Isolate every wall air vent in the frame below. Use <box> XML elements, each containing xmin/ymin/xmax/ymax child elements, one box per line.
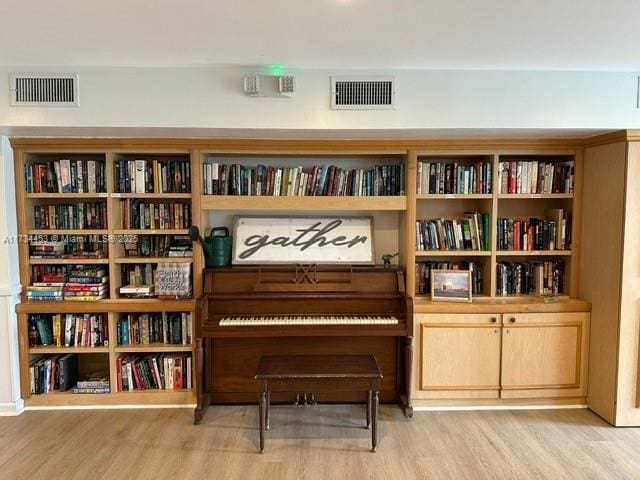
<box><xmin>10</xmin><ymin>73</ymin><xmax>79</xmax><ymax>106</ymax></box>
<box><xmin>330</xmin><ymin>76</ymin><xmax>395</xmax><ymax>110</ymax></box>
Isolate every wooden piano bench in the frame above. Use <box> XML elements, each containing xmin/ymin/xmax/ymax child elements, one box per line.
<box><xmin>254</xmin><ymin>354</ymin><xmax>383</xmax><ymax>453</ymax></box>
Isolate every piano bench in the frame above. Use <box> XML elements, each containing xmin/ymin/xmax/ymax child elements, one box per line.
<box><xmin>254</xmin><ymin>354</ymin><xmax>383</xmax><ymax>453</ymax></box>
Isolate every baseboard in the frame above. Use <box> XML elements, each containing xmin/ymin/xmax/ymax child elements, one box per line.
<box><xmin>23</xmin><ymin>403</ymin><xmax>196</xmax><ymax>412</ymax></box>
<box><xmin>0</xmin><ymin>399</ymin><xmax>25</xmax><ymax>416</ymax></box>
<box><xmin>413</xmin><ymin>404</ymin><xmax>588</xmax><ymax>412</ymax></box>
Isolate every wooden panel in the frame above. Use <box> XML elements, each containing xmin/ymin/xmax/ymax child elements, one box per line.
<box><xmin>209</xmin><ymin>336</ymin><xmax>397</xmax><ymax>403</ymax></box>
<box><xmin>414</xmin><ymin>298</ymin><xmax>590</xmax><ymax>314</ymax></box>
<box><xmin>415</xmin><ymin>314</ymin><xmax>501</xmax><ymax>399</ymax></box>
<box><xmin>201</xmin><ymin>195</ymin><xmax>407</xmax><ymax>211</ymax></box>
<box><xmin>616</xmin><ymin>140</ymin><xmax>640</xmax><ymax>425</ymax></box>
<box><xmin>501</xmin><ymin>313</ymin><xmax>587</xmax><ymax>394</ymax></box>
<box><xmin>580</xmin><ymin>141</ymin><xmax>626</xmax><ymax>423</ymax></box>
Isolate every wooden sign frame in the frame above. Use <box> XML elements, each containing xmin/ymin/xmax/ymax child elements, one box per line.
<box><xmin>232</xmin><ymin>215</ymin><xmax>375</xmax><ymax>265</ymax></box>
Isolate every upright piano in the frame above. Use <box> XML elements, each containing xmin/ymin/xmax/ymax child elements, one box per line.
<box><xmin>194</xmin><ymin>264</ymin><xmax>413</xmax><ymax>423</ymax></box>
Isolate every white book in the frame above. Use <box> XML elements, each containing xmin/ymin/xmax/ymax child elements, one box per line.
<box><xmin>77</xmin><ymin>161</ymin><xmax>84</xmax><ymax>193</ymax></box>
<box><xmin>87</xmin><ymin>161</ymin><xmax>96</xmax><ymax>192</ymax></box>
<box><xmin>530</xmin><ymin>160</ymin><xmax>538</xmax><ymax>193</ymax></box>
<box><xmin>54</xmin><ymin>161</ymin><xmax>63</xmax><ymax>193</ymax></box>
<box><xmin>134</xmin><ymin>159</ymin><xmax>146</xmax><ymax>193</ymax></box>
<box><xmin>522</xmin><ymin>162</ymin><xmax>529</xmax><ymax>194</ymax></box>
<box><xmin>186</xmin><ymin>357</ymin><xmax>192</xmax><ymax>390</ymax></box>
<box><xmin>60</xmin><ymin>159</ymin><xmax>72</xmax><ymax>192</ymax></box>
<box><xmin>417</xmin><ymin>162</ymin><xmax>423</xmax><ymax>195</ymax></box>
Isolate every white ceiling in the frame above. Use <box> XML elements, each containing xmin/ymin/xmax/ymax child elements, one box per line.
<box><xmin>1</xmin><ymin>0</ymin><xmax>639</xmax><ymax>70</ymax></box>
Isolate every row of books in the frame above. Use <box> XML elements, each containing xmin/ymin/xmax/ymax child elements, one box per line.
<box><xmin>29</xmin><ymin>354</ymin><xmax>78</xmax><ymax>394</ymax></box>
<box><xmin>27</xmin><ymin>268</ymin><xmax>109</xmax><ymax>301</ymax></box>
<box><xmin>120</xmin><ymin>200</ymin><xmax>191</xmax><ymax>230</ymax></box>
<box><xmin>416</xmin><ymin>212</ymin><xmax>490</xmax><ymax>251</ymax></box>
<box><xmin>116</xmin><ymin>312</ymin><xmax>192</xmax><ymax>346</ymax></box>
<box><xmin>496</xmin><ymin>261</ymin><xmax>565</xmax><ymax>296</ymax></box>
<box><xmin>202</xmin><ymin>163</ymin><xmax>406</xmax><ymax>196</ymax></box>
<box><xmin>497</xmin><ymin>210</ymin><xmax>571</xmax><ymax>251</ymax></box>
<box><xmin>116</xmin><ymin>353</ymin><xmax>192</xmax><ymax>391</ymax></box>
<box><xmin>115</xmin><ymin>159</ymin><xmax>191</xmax><ymax>194</ymax></box>
<box><xmin>28</xmin><ymin>313</ymin><xmax>108</xmax><ymax>347</ymax></box>
<box><xmin>33</xmin><ymin>203</ymin><xmax>107</xmax><ymax>230</ymax></box>
<box><xmin>73</xmin><ymin>372</ymin><xmax>110</xmax><ymax>394</ymax></box>
<box><xmin>498</xmin><ymin>160</ymin><xmax>574</xmax><ymax>194</ymax></box>
<box><xmin>123</xmin><ymin>234</ymin><xmax>192</xmax><ymax>258</ymax></box>
<box><xmin>30</xmin><ymin>238</ymin><xmax>106</xmax><ymax>260</ymax></box>
<box><xmin>24</xmin><ymin>159</ymin><xmax>106</xmax><ymax>194</ymax></box>
<box><xmin>120</xmin><ymin>263</ymin><xmax>192</xmax><ymax>299</ymax></box>
<box><xmin>416</xmin><ymin>161</ymin><xmax>492</xmax><ymax>195</ymax></box>
<box><xmin>415</xmin><ymin>261</ymin><xmax>484</xmax><ymax>295</ymax></box>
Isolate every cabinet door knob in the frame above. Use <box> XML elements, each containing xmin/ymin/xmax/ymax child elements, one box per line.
<box><xmin>490</xmin><ymin>317</ymin><xmax>497</xmax><ymax>323</ymax></box>
<box><xmin>509</xmin><ymin>317</ymin><xmax>516</xmax><ymax>323</ymax></box>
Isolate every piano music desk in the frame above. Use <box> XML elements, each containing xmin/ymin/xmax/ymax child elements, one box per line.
<box><xmin>255</xmin><ymin>354</ymin><xmax>383</xmax><ymax>453</ymax></box>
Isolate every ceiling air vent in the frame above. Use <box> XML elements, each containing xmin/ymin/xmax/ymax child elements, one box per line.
<box><xmin>10</xmin><ymin>73</ymin><xmax>79</xmax><ymax>106</ymax></box>
<box><xmin>330</xmin><ymin>76</ymin><xmax>395</xmax><ymax>110</ymax></box>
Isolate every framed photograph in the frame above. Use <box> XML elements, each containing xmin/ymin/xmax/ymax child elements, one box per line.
<box><xmin>232</xmin><ymin>216</ymin><xmax>375</xmax><ymax>265</ymax></box>
<box><xmin>431</xmin><ymin>269</ymin><xmax>472</xmax><ymax>303</ymax></box>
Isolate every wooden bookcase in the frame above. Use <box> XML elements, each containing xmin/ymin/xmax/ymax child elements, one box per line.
<box><xmin>13</xmin><ymin>145</ymin><xmax>202</xmax><ymax>408</ymax></box>
<box><xmin>10</xmin><ymin>137</ymin><xmax>594</xmax><ymax>410</ymax></box>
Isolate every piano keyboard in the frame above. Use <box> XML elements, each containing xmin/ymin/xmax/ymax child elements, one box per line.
<box><xmin>219</xmin><ymin>315</ymin><xmax>399</xmax><ymax>326</ymax></box>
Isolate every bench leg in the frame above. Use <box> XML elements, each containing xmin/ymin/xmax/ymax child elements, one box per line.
<box><xmin>259</xmin><ymin>390</ymin><xmax>266</xmax><ymax>453</ymax></box>
<box><xmin>266</xmin><ymin>390</ymin><xmax>271</xmax><ymax>431</ymax></box>
<box><xmin>371</xmin><ymin>390</ymin><xmax>379</xmax><ymax>453</ymax></box>
<box><xmin>366</xmin><ymin>390</ymin><xmax>372</xmax><ymax>429</ymax></box>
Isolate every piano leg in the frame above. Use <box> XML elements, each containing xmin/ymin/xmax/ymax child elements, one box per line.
<box><xmin>366</xmin><ymin>390</ymin><xmax>372</xmax><ymax>429</ymax></box>
<box><xmin>194</xmin><ymin>338</ymin><xmax>210</xmax><ymax>425</ymax></box>
<box><xmin>259</xmin><ymin>389</ymin><xmax>267</xmax><ymax>453</ymax></box>
<box><xmin>399</xmin><ymin>336</ymin><xmax>414</xmax><ymax>419</ymax></box>
<box><xmin>371</xmin><ymin>390</ymin><xmax>379</xmax><ymax>453</ymax></box>
<box><xmin>266</xmin><ymin>390</ymin><xmax>271</xmax><ymax>431</ymax></box>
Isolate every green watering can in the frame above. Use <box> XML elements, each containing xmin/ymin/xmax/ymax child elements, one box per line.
<box><xmin>203</xmin><ymin>227</ymin><xmax>232</xmax><ymax>268</ymax></box>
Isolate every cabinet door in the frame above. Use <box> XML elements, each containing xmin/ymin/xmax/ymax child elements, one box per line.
<box><xmin>501</xmin><ymin>312</ymin><xmax>589</xmax><ymax>398</ymax></box>
<box><xmin>419</xmin><ymin>314</ymin><xmax>501</xmax><ymax>398</ymax></box>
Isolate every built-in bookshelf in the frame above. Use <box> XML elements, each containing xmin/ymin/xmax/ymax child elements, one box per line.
<box><xmin>11</xmin><ymin>138</ymin><xmax>587</xmax><ymax>410</ymax></box>
<box><xmin>14</xmin><ymin>148</ymin><xmax>201</xmax><ymax>407</ymax></box>
<box><xmin>409</xmin><ymin>152</ymin><xmax>581</xmax><ymax>303</ymax></box>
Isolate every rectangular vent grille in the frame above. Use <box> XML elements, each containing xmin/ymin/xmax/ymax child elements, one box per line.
<box><xmin>331</xmin><ymin>76</ymin><xmax>395</xmax><ymax>110</ymax></box>
<box><xmin>10</xmin><ymin>73</ymin><xmax>79</xmax><ymax>106</ymax></box>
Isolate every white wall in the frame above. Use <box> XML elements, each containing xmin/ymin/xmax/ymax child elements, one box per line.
<box><xmin>1</xmin><ymin>67</ymin><xmax>639</xmax><ymax>132</ymax></box>
<box><xmin>0</xmin><ymin>136</ymin><xmax>22</xmax><ymax>415</ymax></box>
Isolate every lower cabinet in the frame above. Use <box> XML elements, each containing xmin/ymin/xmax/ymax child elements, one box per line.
<box><xmin>414</xmin><ymin>312</ymin><xmax>590</xmax><ymax>401</ymax></box>
<box><xmin>418</xmin><ymin>314</ymin><xmax>501</xmax><ymax>399</ymax></box>
<box><xmin>500</xmin><ymin>312</ymin><xmax>589</xmax><ymax>399</ymax></box>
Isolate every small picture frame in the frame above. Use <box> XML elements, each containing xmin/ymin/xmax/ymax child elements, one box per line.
<box><xmin>431</xmin><ymin>269</ymin><xmax>472</xmax><ymax>303</ymax></box>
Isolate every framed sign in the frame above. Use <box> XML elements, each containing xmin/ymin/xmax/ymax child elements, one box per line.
<box><xmin>431</xmin><ymin>269</ymin><xmax>472</xmax><ymax>303</ymax></box>
<box><xmin>232</xmin><ymin>216</ymin><xmax>374</xmax><ymax>265</ymax></box>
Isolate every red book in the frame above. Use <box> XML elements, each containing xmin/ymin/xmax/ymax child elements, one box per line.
<box><xmin>116</xmin><ymin>356</ymin><xmax>123</xmax><ymax>392</ymax></box>
<box><xmin>133</xmin><ymin>361</ymin><xmax>145</xmax><ymax>390</ymax></box>
<box><xmin>509</xmin><ymin>161</ymin><xmax>517</xmax><ymax>193</ymax></box>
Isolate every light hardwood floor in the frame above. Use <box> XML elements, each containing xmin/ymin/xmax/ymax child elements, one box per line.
<box><xmin>1</xmin><ymin>406</ymin><xmax>639</xmax><ymax>480</ymax></box>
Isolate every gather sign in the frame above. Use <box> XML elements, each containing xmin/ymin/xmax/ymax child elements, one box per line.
<box><xmin>232</xmin><ymin>216</ymin><xmax>374</xmax><ymax>265</ymax></box>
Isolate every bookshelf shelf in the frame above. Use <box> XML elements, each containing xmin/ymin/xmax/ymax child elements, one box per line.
<box><xmin>29</xmin><ymin>258</ymin><xmax>109</xmax><ymax>265</ymax></box>
<box><xmin>115</xmin><ymin>344</ymin><xmax>193</xmax><ymax>353</ymax></box>
<box><xmin>111</xmin><ymin>193</ymin><xmax>192</xmax><ymax>199</ymax></box>
<box><xmin>112</xmin><ymin>229</ymin><xmax>189</xmax><ymax>235</ymax></box>
<box><xmin>416</xmin><ymin>194</ymin><xmax>492</xmax><ymax>200</ymax></box>
<box><xmin>201</xmin><ymin>195</ymin><xmax>407</xmax><ymax>211</ymax></box>
<box><xmin>17</xmin><ymin>299</ymin><xmax>196</xmax><ymax>314</ymax></box>
<box><xmin>498</xmin><ymin>193</ymin><xmax>574</xmax><ymax>199</ymax></box>
<box><xmin>26</xmin><ymin>193</ymin><xmax>109</xmax><ymax>199</ymax></box>
<box><xmin>24</xmin><ymin>389</ymin><xmax>195</xmax><ymax>407</ymax></box>
<box><xmin>114</xmin><ymin>257</ymin><xmax>193</xmax><ymax>264</ymax></box>
<box><xmin>496</xmin><ymin>250</ymin><xmax>572</xmax><ymax>257</ymax></box>
<box><xmin>415</xmin><ymin>250</ymin><xmax>491</xmax><ymax>257</ymax></box>
<box><xmin>29</xmin><ymin>346</ymin><xmax>109</xmax><ymax>354</ymax></box>
<box><xmin>28</xmin><ymin>229</ymin><xmax>108</xmax><ymax>235</ymax></box>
